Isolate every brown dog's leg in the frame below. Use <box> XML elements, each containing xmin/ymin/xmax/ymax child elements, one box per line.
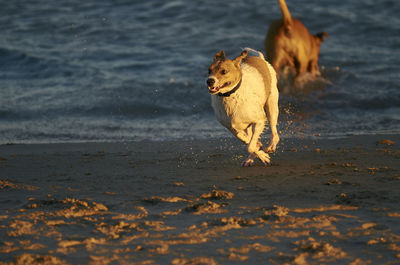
<box><xmin>293</xmin><ymin>55</ymin><xmax>308</xmax><ymax>84</ymax></box>
<box><xmin>309</xmin><ymin>60</ymin><xmax>321</xmax><ymax>78</ymax></box>
<box><xmin>271</xmin><ymin>52</ymin><xmax>286</xmax><ymax>80</ymax></box>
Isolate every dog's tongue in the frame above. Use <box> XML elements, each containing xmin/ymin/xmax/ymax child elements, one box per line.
<box><xmin>209</xmin><ymin>86</ymin><xmax>219</xmax><ymax>93</ymax></box>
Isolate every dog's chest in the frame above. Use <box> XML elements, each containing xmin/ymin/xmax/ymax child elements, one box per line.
<box><xmin>211</xmin><ymin>97</ymin><xmax>241</xmax><ymax>129</ymax></box>
<box><xmin>211</xmin><ymin>84</ymin><xmax>266</xmax><ymax>130</ymax></box>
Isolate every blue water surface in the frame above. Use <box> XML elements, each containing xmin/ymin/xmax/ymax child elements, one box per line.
<box><xmin>0</xmin><ymin>0</ymin><xmax>399</xmax><ymax>143</ymax></box>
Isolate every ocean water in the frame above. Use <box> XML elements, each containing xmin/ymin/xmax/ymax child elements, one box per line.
<box><xmin>1</xmin><ymin>0</ymin><xmax>399</xmax><ymax>144</ymax></box>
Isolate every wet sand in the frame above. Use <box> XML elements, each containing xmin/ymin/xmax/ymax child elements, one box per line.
<box><xmin>0</xmin><ymin>135</ymin><xmax>399</xmax><ymax>264</ymax></box>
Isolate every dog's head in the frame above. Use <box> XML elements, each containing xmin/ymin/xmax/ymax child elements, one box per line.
<box><xmin>206</xmin><ymin>50</ymin><xmax>248</xmax><ymax>95</ymax></box>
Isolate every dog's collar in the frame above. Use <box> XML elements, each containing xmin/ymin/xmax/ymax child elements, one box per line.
<box><xmin>218</xmin><ymin>78</ymin><xmax>242</xmax><ymax>97</ymax></box>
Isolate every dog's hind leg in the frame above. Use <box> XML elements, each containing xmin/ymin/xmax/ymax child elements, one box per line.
<box><xmin>293</xmin><ymin>55</ymin><xmax>308</xmax><ymax>84</ymax></box>
<box><xmin>265</xmin><ymin>96</ymin><xmax>280</xmax><ymax>153</ymax></box>
<box><xmin>308</xmin><ymin>59</ymin><xmax>321</xmax><ymax>78</ymax></box>
<box><xmin>271</xmin><ymin>52</ymin><xmax>286</xmax><ymax>80</ymax></box>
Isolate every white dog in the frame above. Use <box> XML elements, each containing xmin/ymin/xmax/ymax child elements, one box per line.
<box><xmin>206</xmin><ymin>48</ymin><xmax>280</xmax><ymax>166</ymax></box>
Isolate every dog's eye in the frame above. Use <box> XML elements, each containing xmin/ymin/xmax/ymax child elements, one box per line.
<box><xmin>208</xmin><ymin>69</ymin><xmax>212</xmax><ymax>75</ymax></box>
<box><xmin>221</xmin><ymin>69</ymin><xmax>227</xmax><ymax>75</ymax></box>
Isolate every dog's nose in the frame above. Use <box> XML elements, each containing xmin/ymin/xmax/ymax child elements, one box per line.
<box><xmin>207</xmin><ymin>78</ymin><xmax>215</xmax><ymax>87</ymax></box>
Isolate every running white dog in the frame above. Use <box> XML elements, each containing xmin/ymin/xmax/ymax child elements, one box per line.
<box><xmin>206</xmin><ymin>48</ymin><xmax>280</xmax><ymax>166</ymax></box>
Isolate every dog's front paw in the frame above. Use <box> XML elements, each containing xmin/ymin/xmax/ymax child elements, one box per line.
<box><xmin>242</xmin><ymin>158</ymin><xmax>255</xmax><ymax>167</ymax></box>
<box><xmin>242</xmin><ymin>151</ymin><xmax>270</xmax><ymax>166</ymax></box>
<box><xmin>255</xmin><ymin>150</ymin><xmax>271</xmax><ymax>166</ymax></box>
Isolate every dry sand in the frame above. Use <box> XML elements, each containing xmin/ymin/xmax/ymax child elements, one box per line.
<box><xmin>0</xmin><ymin>135</ymin><xmax>399</xmax><ymax>264</ymax></box>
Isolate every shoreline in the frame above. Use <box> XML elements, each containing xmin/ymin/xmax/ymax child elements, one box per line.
<box><xmin>2</xmin><ymin>130</ymin><xmax>400</xmax><ymax>146</ymax></box>
<box><xmin>0</xmin><ymin>134</ymin><xmax>399</xmax><ymax>264</ymax></box>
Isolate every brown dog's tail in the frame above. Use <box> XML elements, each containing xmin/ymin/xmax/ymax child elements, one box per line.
<box><xmin>278</xmin><ymin>0</ymin><xmax>292</xmax><ymax>26</ymax></box>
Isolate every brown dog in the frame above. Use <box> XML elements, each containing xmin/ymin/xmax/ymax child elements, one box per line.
<box><xmin>265</xmin><ymin>0</ymin><xmax>328</xmax><ymax>84</ymax></box>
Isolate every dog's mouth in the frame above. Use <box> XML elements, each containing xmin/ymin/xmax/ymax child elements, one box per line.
<box><xmin>208</xmin><ymin>82</ymin><xmax>231</xmax><ymax>94</ymax></box>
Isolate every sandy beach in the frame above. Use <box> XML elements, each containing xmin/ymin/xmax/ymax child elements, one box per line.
<box><xmin>0</xmin><ymin>135</ymin><xmax>399</xmax><ymax>265</ymax></box>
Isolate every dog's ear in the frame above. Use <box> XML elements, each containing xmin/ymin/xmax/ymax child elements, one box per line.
<box><xmin>233</xmin><ymin>50</ymin><xmax>248</xmax><ymax>66</ymax></box>
<box><xmin>214</xmin><ymin>51</ymin><xmax>226</xmax><ymax>61</ymax></box>
<box><xmin>315</xmin><ymin>32</ymin><xmax>329</xmax><ymax>42</ymax></box>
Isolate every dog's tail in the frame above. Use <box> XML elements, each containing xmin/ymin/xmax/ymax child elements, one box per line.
<box><xmin>278</xmin><ymin>0</ymin><xmax>292</xmax><ymax>26</ymax></box>
<box><xmin>242</xmin><ymin>47</ymin><xmax>265</xmax><ymax>60</ymax></box>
